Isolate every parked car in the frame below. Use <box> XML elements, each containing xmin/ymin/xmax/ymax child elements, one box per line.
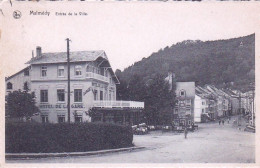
<box><xmin>135</xmin><ymin>127</ymin><xmax>148</xmax><ymax>135</ymax></box>
<box><xmin>132</xmin><ymin>123</ymin><xmax>149</xmax><ymax>135</ymax></box>
<box><xmin>173</xmin><ymin>126</ymin><xmax>184</xmax><ymax>133</ymax></box>
<box><xmin>162</xmin><ymin>125</ymin><xmax>172</xmax><ymax>132</ymax></box>
<box><xmin>148</xmin><ymin>125</ymin><xmax>156</xmax><ymax>131</ymax></box>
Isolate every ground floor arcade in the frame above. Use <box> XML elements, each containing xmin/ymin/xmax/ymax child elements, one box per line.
<box><xmin>91</xmin><ymin>108</ymin><xmax>143</xmax><ymax>125</ymax></box>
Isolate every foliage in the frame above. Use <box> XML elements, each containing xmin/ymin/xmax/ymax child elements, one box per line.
<box><xmin>117</xmin><ymin>34</ymin><xmax>255</xmax><ymax>91</ymax></box>
<box><xmin>6</xmin><ymin>122</ymin><xmax>133</xmax><ymax>153</ymax></box>
<box><xmin>116</xmin><ymin>73</ymin><xmax>175</xmax><ymax>125</ymax></box>
<box><xmin>143</xmin><ymin>74</ymin><xmax>175</xmax><ymax>125</ymax></box>
<box><xmin>6</xmin><ymin>90</ymin><xmax>39</xmax><ymax>119</ymax></box>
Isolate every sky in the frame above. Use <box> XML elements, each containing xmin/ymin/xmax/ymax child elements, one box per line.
<box><xmin>1</xmin><ymin>2</ymin><xmax>260</xmax><ymax>77</ymax></box>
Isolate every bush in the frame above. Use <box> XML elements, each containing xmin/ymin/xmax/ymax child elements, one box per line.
<box><xmin>6</xmin><ymin>122</ymin><xmax>133</xmax><ymax>153</ymax></box>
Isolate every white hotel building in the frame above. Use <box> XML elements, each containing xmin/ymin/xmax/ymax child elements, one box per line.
<box><xmin>5</xmin><ymin>47</ymin><xmax>144</xmax><ymax>124</ymax></box>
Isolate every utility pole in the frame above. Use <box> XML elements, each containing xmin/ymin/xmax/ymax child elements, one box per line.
<box><xmin>238</xmin><ymin>91</ymin><xmax>241</xmax><ymax>126</ymax></box>
<box><xmin>66</xmin><ymin>38</ymin><xmax>71</xmax><ymax>123</ymax></box>
<box><xmin>250</xmin><ymin>82</ymin><xmax>255</xmax><ymax>127</ymax></box>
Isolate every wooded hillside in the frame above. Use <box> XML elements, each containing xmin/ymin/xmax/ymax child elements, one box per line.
<box><xmin>116</xmin><ymin>34</ymin><xmax>255</xmax><ymax>91</ymax></box>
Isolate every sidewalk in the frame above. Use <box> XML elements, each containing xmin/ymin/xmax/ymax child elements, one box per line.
<box><xmin>6</xmin><ymin>146</ymin><xmax>145</xmax><ymax>160</ymax></box>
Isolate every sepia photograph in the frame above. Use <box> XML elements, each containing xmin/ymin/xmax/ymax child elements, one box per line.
<box><xmin>0</xmin><ymin>1</ymin><xmax>258</xmax><ymax>165</ymax></box>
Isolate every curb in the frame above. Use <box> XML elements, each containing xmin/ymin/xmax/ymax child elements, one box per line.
<box><xmin>6</xmin><ymin>146</ymin><xmax>145</xmax><ymax>159</ymax></box>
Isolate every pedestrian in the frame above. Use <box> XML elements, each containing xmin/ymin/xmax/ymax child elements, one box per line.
<box><xmin>184</xmin><ymin>127</ymin><xmax>188</xmax><ymax>139</ymax></box>
<box><xmin>222</xmin><ymin>120</ymin><xmax>224</xmax><ymax>125</ymax></box>
<box><xmin>219</xmin><ymin>120</ymin><xmax>221</xmax><ymax>125</ymax></box>
<box><xmin>191</xmin><ymin>122</ymin><xmax>195</xmax><ymax>132</ymax></box>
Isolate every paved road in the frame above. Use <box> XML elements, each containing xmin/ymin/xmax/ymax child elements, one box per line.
<box><xmin>7</xmin><ymin>118</ymin><xmax>255</xmax><ymax>163</ymax></box>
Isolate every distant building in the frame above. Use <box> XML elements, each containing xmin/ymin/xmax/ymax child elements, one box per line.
<box><xmin>194</xmin><ymin>94</ymin><xmax>207</xmax><ymax>123</ymax></box>
<box><xmin>196</xmin><ymin>86</ymin><xmax>217</xmax><ymax>121</ymax></box>
<box><xmin>5</xmin><ymin>46</ymin><xmax>144</xmax><ymax>125</ymax></box>
<box><xmin>174</xmin><ymin>82</ymin><xmax>195</xmax><ymax>126</ymax></box>
<box><xmin>223</xmin><ymin>89</ymin><xmax>240</xmax><ymax>115</ymax></box>
<box><xmin>194</xmin><ymin>87</ymin><xmax>211</xmax><ymax>123</ymax></box>
<box><xmin>5</xmin><ymin>66</ymin><xmax>31</xmax><ymax>95</ymax></box>
<box><xmin>165</xmin><ymin>72</ymin><xmax>195</xmax><ymax>126</ymax></box>
<box><xmin>205</xmin><ymin>85</ymin><xmax>231</xmax><ymax>118</ymax></box>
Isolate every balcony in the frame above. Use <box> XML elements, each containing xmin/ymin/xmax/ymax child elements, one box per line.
<box><xmin>93</xmin><ymin>101</ymin><xmax>144</xmax><ymax>109</ymax></box>
<box><xmin>86</xmin><ymin>72</ymin><xmax>109</xmax><ymax>83</ymax></box>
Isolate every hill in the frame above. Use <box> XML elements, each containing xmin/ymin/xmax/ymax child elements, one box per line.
<box><xmin>116</xmin><ymin>34</ymin><xmax>255</xmax><ymax>91</ymax></box>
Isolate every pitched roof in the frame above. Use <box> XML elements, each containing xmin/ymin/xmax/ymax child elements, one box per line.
<box><xmin>176</xmin><ymin>82</ymin><xmax>195</xmax><ymax>98</ymax></box>
<box><xmin>26</xmin><ymin>50</ymin><xmax>107</xmax><ymax>64</ymax></box>
<box><xmin>222</xmin><ymin>89</ymin><xmax>239</xmax><ymax>98</ymax></box>
<box><xmin>5</xmin><ymin>66</ymin><xmax>30</xmax><ymax>81</ymax></box>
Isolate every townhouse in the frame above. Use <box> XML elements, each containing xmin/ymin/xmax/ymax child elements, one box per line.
<box><xmin>194</xmin><ymin>86</ymin><xmax>210</xmax><ymax>123</ymax></box>
<box><xmin>173</xmin><ymin>82</ymin><xmax>196</xmax><ymax>126</ymax></box>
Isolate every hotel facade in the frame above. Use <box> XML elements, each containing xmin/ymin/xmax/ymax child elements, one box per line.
<box><xmin>5</xmin><ymin>47</ymin><xmax>144</xmax><ymax>124</ymax></box>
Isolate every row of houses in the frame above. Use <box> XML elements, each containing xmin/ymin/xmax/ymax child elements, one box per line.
<box><xmin>166</xmin><ymin>72</ymin><xmax>255</xmax><ymax>126</ymax></box>
<box><xmin>195</xmin><ymin>85</ymin><xmax>255</xmax><ymax>124</ymax></box>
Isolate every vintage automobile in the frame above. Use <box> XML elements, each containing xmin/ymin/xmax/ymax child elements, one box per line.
<box><xmin>162</xmin><ymin>125</ymin><xmax>172</xmax><ymax>132</ymax></box>
<box><xmin>132</xmin><ymin>123</ymin><xmax>149</xmax><ymax>135</ymax></box>
<box><xmin>147</xmin><ymin>125</ymin><xmax>156</xmax><ymax>131</ymax></box>
<box><xmin>173</xmin><ymin>126</ymin><xmax>185</xmax><ymax>132</ymax></box>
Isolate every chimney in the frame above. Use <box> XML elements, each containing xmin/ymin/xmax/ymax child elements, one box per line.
<box><xmin>36</xmin><ymin>46</ymin><xmax>42</xmax><ymax>57</ymax></box>
<box><xmin>32</xmin><ymin>50</ymin><xmax>34</xmax><ymax>58</ymax></box>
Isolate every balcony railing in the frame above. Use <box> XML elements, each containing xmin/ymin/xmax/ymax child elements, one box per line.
<box><xmin>93</xmin><ymin>101</ymin><xmax>144</xmax><ymax>109</ymax></box>
<box><xmin>86</xmin><ymin>72</ymin><xmax>109</xmax><ymax>83</ymax></box>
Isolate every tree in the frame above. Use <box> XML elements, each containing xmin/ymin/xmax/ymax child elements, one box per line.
<box><xmin>143</xmin><ymin>74</ymin><xmax>176</xmax><ymax>125</ymax></box>
<box><xmin>6</xmin><ymin>90</ymin><xmax>39</xmax><ymax>119</ymax></box>
<box><xmin>117</xmin><ymin>73</ymin><xmax>176</xmax><ymax>125</ymax></box>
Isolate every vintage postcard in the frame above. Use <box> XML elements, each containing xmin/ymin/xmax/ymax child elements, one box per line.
<box><xmin>0</xmin><ymin>1</ymin><xmax>259</xmax><ymax>167</ymax></box>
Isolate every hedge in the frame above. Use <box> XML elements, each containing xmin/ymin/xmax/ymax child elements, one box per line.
<box><xmin>6</xmin><ymin>122</ymin><xmax>133</xmax><ymax>153</ymax></box>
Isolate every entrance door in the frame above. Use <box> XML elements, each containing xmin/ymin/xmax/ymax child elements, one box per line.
<box><xmin>180</xmin><ymin>119</ymin><xmax>186</xmax><ymax>126</ymax></box>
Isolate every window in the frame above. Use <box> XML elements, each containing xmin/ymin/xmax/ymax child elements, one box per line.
<box><xmin>24</xmin><ymin>69</ymin><xmax>29</xmax><ymax>76</ymax></box>
<box><xmin>57</xmin><ymin>89</ymin><xmax>65</xmax><ymax>102</ymax></box>
<box><xmin>75</xmin><ymin>65</ymin><xmax>82</xmax><ymax>76</ymax></box>
<box><xmin>100</xmin><ymin>90</ymin><xmax>103</xmax><ymax>100</ymax></box>
<box><xmin>74</xmin><ymin>89</ymin><xmax>82</xmax><ymax>102</ymax></box>
<box><xmin>41</xmin><ymin>66</ymin><xmax>47</xmax><ymax>77</ymax></box>
<box><xmin>7</xmin><ymin>82</ymin><xmax>12</xmax><ymax>89</ymax></box>
<box><xmin>180</xmin><ymin>90</ymin><xmax>186</xmax><ymax>96</ymax></box>
<box><xmin>104</xmin><ymin>91</ymin><xmax>107</xmax><ymax>100</ymax></box>
<box><xmin>101</xmin><ymin>68</ymin><xmax>104</xmax><ymax>76</ymax></box>
<box><xmin>58</xmin><ymin>66</ymin><xmax>65</xmax><ymax>77</ymax></box>
<box><xmin>86</xmin><ymin>65</ymin><xmax>91</xmax><ymax>72</ymax></box>
<box><xmin>202</xmin><ymin>101</ymin><xmax>205</xmax><ymax>105</ymax></box>
<box><xmin>188</xmin><ymin>120</ymin><xmax>191</xmax><ymax>125</ymax></box>
<box><xmin>186</xmin><ymin>108</ymin><xmax>191</xmax><ymax>114</ymax></box>
<box><xmin>94</xmin><ymin>90</ymin><xmax>98</xmax><ymax>100</ymax></box>
<box><xmin>186</xmin><ymin>99</ymin><xmax>191</xmax><ymax>104</ymax></box>
<box><xmin>174</xmin><ymin>108</ymin><xmax>178</xmax><ymax>114</ymax></box>
<box><xmin>109</xmin><ymin>92</ymin><xmax>111</xmax><ymax>100</ymax></box>
<box><xmin>40</xmin><ymin>90</ymin><xmax>48</xmax><ymax>102</ymax></box>
<box><xmin>24</xmin><ymin>82</ymin><xmax>29</xmax><ymax>91</ymax></box>
<box><xmin>180</xmin><ymin>120</ymin><xmax>185</xmax><ymax>126</ymax></box>
<box><xmin>75</xmin><ymin>115</ymin><xmax>82</xmax><ymax>123</ymax></box>
<box><xmin>41</xmin><ymin>115</ymin><xmax>48</xmax><ymax>123</ymax></box>
<box><xmin>57</xmin><ymin>115</ymin><xmax>65</xmax><ymax>123</ymax></box>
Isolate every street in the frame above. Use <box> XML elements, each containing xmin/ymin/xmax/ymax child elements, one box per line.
<box><xmin>7</xmin><ymin>117</ymin><xmax>255</xmax><ymax>163</ymax></box>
